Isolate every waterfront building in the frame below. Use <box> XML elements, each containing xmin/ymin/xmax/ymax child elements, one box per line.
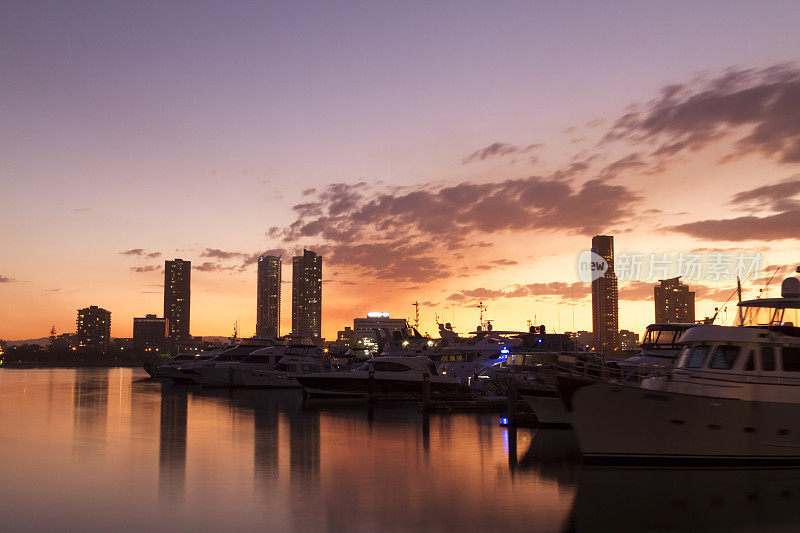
<box><xmin>292</xmin><ymin>249</ymin><xmax>322</xmax><ymax>338</ymax></box>
<box><xmin>654</xmin><ymin>276</ymin><xmax>695</xmax><ymax>323</ymax></box>
<box><xmin>353</xmin><ymin>312</ymin><xmax>409</xmax><ymax>351</ymax></box>
<box><xmin>133</xmin><ymin>314</ymin><xmax>168</xmax><ymax>352</ymax></box>
<box><xmin>164</xmin><ymin>259</ymin><xmax>191</xmax><ymax>347</ymax></box>
<box><xmin>591</xmin><ymin>235</ymin><xmax>619</xmax><ymax>353</ymax></box>
<box><xmin>76</xmin><ymin>305</ymin><xmax>111</xmax><ymax>351</ymax></box>
<box><xmin>567</xmin><ymin>330</ymin><xmax>594</xmax><ymax>350</ymax></box>
<box><xmin>256</xmin><ymin>255</ymin><xmax>281</xmax><ymax>337</ymax></box>
<box><xmin>619</xmin><ymin>329</ymin><xmax>640</xmax><ymax>350</ymax></box>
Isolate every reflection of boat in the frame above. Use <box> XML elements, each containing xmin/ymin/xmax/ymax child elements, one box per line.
<box><xmin>558</xmin><ymin>276</ymin><xmax>800</xmax><ymax>464</ymax></box>
<box><xmin>569</xmin><ymin>467</ymin><xmax>800</xmax><ymax>532</ymax></box>
<box><xmin>295</xmin><ymin>356</ymin><xmax>469</xmax><ymax>398</ymax></box>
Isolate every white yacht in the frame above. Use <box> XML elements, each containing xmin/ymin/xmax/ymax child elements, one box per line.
<box><xmin>240</xmin><ymin>348</ymin><xmax>328</xmax><ymax>388</ymax></box>
<box><xmin>191</xmin><ymin>345</ymin><xmax>292</xmax><ymax>387</ymax></box>
<box><xmin>147</xmin><ymin>345</ymin><xmax>230</xmax><ymax>380</ymax></box>
<box><xmin>558</xmin><ymin>276</ymin><xmax>800</xmax><ymax>464</ymax></box>
<box><xmin>295</xmin><ymin>355</ymin><xmax>469</xmax><ymax>398</ymax></box>
<box><xmin>171</xmin><ymin>336</ymin><xmax>278</xmax><ymax>384</ymax></box>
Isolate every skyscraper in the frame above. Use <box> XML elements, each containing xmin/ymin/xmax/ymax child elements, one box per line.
<box><xmin>256</xmin><ymin>255</ymin><xmax>281</xmax><ymax>336</ymax></box>
<box><xmin>133</xmin><ymin>314</ymin><xmax>168</xmax><ymax>352</ymax></box>
<box><xmin>76</xmin><ymin>305</ymin><xmax>111</xmax><ymax>351</ymax></box>
<box><xmin>654</xmin><ymin>276</ymin><xmax>695</xmax><ymax>323</ymax></box>
<box><xmin>164</xmin><ymin>259</ymin><xmax>191</xmax><ymax>347</ymax></box>
<box><xmin>292</xmin><ymin>249</ymin><xmax>322</xmax><ymax>338</ymax></box>
<box><xmin>591</xmin><ymin>235</ymin><xmax>619</xmax><ymax>354</ymax></box>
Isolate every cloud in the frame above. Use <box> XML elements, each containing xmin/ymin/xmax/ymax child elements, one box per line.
<box><xmin>195</xmin><ymin>261</ymin><xmax>225</xmax><ymax>272</ymax></box>
<box><xmin>619</xmin><ymin>281</ymin><xmax>653</xmax><ymax>301</ymax></box>
<box><xmin>462</xmin><ymin>142</ymin><xmax>542</xmax><ymax>164</ymax></box>
<box><xmin>43</xmin><ymin>288</ymin><xmax>61</xmax><ymax>292</ymax></box>
<box><xmin>120</xmin><ymin>249</ymin><xmax>145</xmax><ymax>256</ymax></box>
<box><xmin>446</xmin><ymin>282</ymin><xmax>590</xmax><ymax>304</ymax></box>
<box><xmin>605</xmin><ymin>64</ymin><xmax>800</xmax><ymax>164</ymax></box>
<box><xmin>146</xmin><ymin>252</ymin><xmax>161</xmax><ymax>259</ymax></box>
<box><xmin>491</xmin><ymin>259</ymin><xmax>518</xmax><ymax>266</ymax></box>
<box><xmin>0</xmin><ymin>276</ymin><xmax>13</xmax><ymax>283</ymax></box>
<box><xmin>201</xmin><ymin>248</ymin><xmax>241</xmax><ymax>260</ymax></box>
<box><xmin>669</xmin><ymin>176</ymin><xmax>800</xmax><ymax>241</ymax></box>
<box><xmin>130</xmin><ymin>265</ymin><xmax>159</xmax><ymax>273</ymax></box>
<box><xmin>73</xmin><ymin>207</ymin><xmax>90</xmax><ymax>213</ymax></box>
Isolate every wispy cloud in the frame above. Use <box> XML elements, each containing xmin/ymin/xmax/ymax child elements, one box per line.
<box><xmin>462</xmin><ymin>142</ymin><xmax>542</xmax><ymax>164</ymax></box>
<box><xmin>0</xmin><ymin>276</ymin><xmax>15</xmax><ymax>283</ymax></box>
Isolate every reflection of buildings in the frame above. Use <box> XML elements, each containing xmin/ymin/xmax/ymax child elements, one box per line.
<box><xmin>132</xmin><ymin>314</ymin><xmax>168</xmax><ymax>352</ymax></box>
<box><xmin>292</xmin><ymin>249</ymin><xmax>322</xmax><ymax>339</ymax></box>
<box><xmin>654</xmin><ymin>276</ymin><xmax>695</xmax><ymax>323</ymax></box>
<box><xmin>164</xmin><ymin>259</ymin><xmax>191</xmax><ymax>348</ymax></box>
<box><xmin>591</xmin><ymin>235</ymin><xmax>619</xmax><ymax>353</ymax></box>
<box><xmin>257</xmin><ymin>255</ymin><xmax>282</xmax><ymax>337</ymax></box>
<box><xmin>159</xmin><ymin>386</ymin><xmax>188</xmax><ymax>501</ymax></box>
<box><xmin>289</xmin><ymin>408</ymin><xmax>320</xmax><ymax>484</ymax></box>
<box><xmin>72</xmin><ymin>370</ymin><xmax>109</xmax><ymax>445</ymax></box>
<box><xmin>252</xmin><ymin>400</ymin><xmax>280</xmax><ymax>483</ymax></box>
<box><xmin>76</xmin><ymin>305</ymin><xmax>111</xmax><ymax>351</ymax></box>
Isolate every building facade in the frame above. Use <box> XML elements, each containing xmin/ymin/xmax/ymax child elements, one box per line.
<box><xmin>292</xmin><ymin>249</ymin><xmax>322</xmax><ymax>338</ymax></box>
<box><xmin>164</xmin><ymin>259</ymin><xmax>191</xmax><ymax>347</ymax></box>
<box><xmin>619</xmin><ymin>329</ymin><xmax>640</xmax><ymax>350</ymax></box>
<box><xmin>591</xmin><ymin>235</ymin><xmax>619</xmax><ymax>354</ymax></box>
<box><xmin>76</xmin><ymin>305</ymin><xmax>111</xmax><ymax>350</ymax></box>
<box><xmin>256</xmin><ymin>255</ymin><xmax>281</xmax><ymax>337</ymax></box>
<box><xmin>133</xmin><ymin>314</ymin><xmax>168</xmax><ymax>352</ymax></box>
<box><xmin>654</xmin><ymin>276</ymin><xmax>695</xmax><ymax>323</ymax></box>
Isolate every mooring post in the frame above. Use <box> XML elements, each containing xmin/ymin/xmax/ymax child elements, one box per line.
<box><xmin>422</xmin><ymin>372</ymin><xmax>431</xmax><ymax>408</ymax></box>
<box><xmin>368</xmin><ymin>368</ymin><xmax>375</xmax><ymax>404</ymax></box>
<box><xmin>508</xmin><ymin>386</ymin><xmax>518</xmax><ymax>425</ymax></box>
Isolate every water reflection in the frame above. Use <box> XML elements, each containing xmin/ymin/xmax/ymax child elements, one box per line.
<box><xmin>2</xmin><ymin>369</ymin><xmax>796</xmax><ymax>532</ymax></box>
<box><xmin>158</xmin><ymin>384</ymin><xmax>188</xmax><ymax>501</ymax></box>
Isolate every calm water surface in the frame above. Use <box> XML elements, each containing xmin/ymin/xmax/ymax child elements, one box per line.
<box><xmin>0</xmin><ymin>369</ymin><xmax>798</xmax><ymax>532</ymax></box>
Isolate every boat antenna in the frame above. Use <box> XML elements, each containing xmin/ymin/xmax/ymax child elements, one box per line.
<box><xmin>737</xmin><ymin>276</ymin><xmax>743</xmax><ymax>325</ymax></box>
<box><xmin>412</xmin><ymin>301</ymin><xmax>420</xmax><ymax>330</ymax></box>
<box><xmin>756</xmin><ymin>266</ymin><xmax>781</xmax><ymax>299</ymax></box>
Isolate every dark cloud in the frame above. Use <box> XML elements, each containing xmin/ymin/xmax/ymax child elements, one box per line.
<box><xmin>491</xmin><ymin>259</ymin><xmax>518</xmax><ymax>266</ymax></box>
<box><xmin>0</xmin><ymin>276</ymin><xmax>13</xmax><ymax>283</ymax></box>
<box><xmin>201</xmin><ymin>248</ymin><xmax>241</xmax><ymax>260</ymax></box>
<box><xmin>619</xmin><ymin>281</ymin><xmax>654</xmax><ymax>301</ymax></box>
<box><xmin>462</xmin><ymin>142</ymin><xmax>542</xmax><ymax>164</ymax></box>
<box><xmin>73</xmin><ymin>207</ymin><xmax>89</xmax><ymax>213</ymax></box>
<box><xmin>195</xmin><ymin>262</ymin><xmax>224</xmax><ymax>272</ymax></box>
<box><xmin>146</xmin><ymin>252</ymin><xmax>161</xmax><ymax>259</ymax></box>
<box><xmin>130</xmin><ymin>265</ymin><xmax>159</xmax><ymax>273</ymax></box>
<box><xmin>605</xmin><ymin>64</ymin><xmax>800</xmax><ymax>164</ymax></box>
<box><xmin>670</xmin><ymin>176</ymin><xmax>800</xmax><ymax>241</ymax></box>
<box><xmin>120</xmin><ymin>249</ymin><xmax>145</xmax><ymax>256</ymax></box>
<box><xmin>447</xmin><ymin>282</ymin><xmax>590</xmax><ymax>304</ymax></box>
<box><xmin>43</xmin><ymin>288</ymin><xmax>61</xmax><ymax>292</ymax></box>
<box><xmin>301</xmin><ymin>188</ymin><xmax>317</xmax><ymax>196</ymax></box>
<box><xmin>600</xmin><ymin>153</ymin><xmax>647</xmax><ymax>179</ymax></box>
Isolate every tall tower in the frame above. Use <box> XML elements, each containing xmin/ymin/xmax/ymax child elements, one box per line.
<box><xmin>256</xmin><ymin>255</ymin><xmax>282</xmax><ymax>337</ymax></box>
<box><xmin>654</xmin><ymin>277</ymin><xmax>695</xmax><ymax>323</ymax></box>
<box><xmin>292</xmin><ymin>249</ymin><xmax>322</xmax><ymax>338</ymax></box>
<box><xmin>591</xmin><ymin>235</ymin><xmax>619</xmax><ymax>354</ymax></box>
<box><xmin>164</xmin><ymin>259</ymin><xmax>191</xmax><ymax>348</ymax></box>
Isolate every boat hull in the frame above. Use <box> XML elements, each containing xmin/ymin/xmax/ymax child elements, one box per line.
<box><xmin>557</xmin><ymin>375</ymin><xmax>800</xmax><ymax>464</ymax></box>
<box><xmin>296</xmin><ymin>374</ymin><xmax>466</xmax><ymax>398</ymax></box>
<box><xmin>240</xmin><ymin>371</ymin><xmax>300</xmax><ymax>389</ymax></box>
<box><xmin>515</xmin><ymin>386</ymin><xmax>570</xmax><ymax>427</ymax></box>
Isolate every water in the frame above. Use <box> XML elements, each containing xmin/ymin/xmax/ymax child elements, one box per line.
<box><xmin>0</xmin><ymin>369</ymin><xmax>797</xmax><ymax>532</ymax></box>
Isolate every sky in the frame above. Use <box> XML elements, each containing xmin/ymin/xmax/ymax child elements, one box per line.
<box><xmin>2</xmin><ymin>1</ymin><xmax>800</xmax><ymax>341</ymax></box>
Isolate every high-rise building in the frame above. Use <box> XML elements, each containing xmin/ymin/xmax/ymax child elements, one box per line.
<box><xmin>654</xmin><ymin>276</ymin><xmax>696</xmax><ymax>323</ymax></box>
<box><xmin>76</xmin><ymin>305</ymin><xmax>111</xmax><ymax>350</ymax></box>
<box><xmin>591</xmin><ymin>235</ymin><xmax>619</xmax><ymax>354</ymax></box>
<box><xmin>164</xmin><ymin>259</ymin><xmax>191</xmax><ymax>346</ymax></box>
<box><xmin>133</xmin><ymin>314</ymin><xmax>168</xmax><ymax>352</ymax></box>
<box><xmin>256</xmin><ymin>255</ymin><xmax>281</xmax><ymax>337</ymax></box>
<box><xmin>292</xmin><ymin>249</ymin><xmax>322</xmax><ymax>338</ymax></box>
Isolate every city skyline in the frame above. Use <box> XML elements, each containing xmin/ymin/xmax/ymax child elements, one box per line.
<box><xmin>2</xmin><ymin>2</ymin><xmax>800</xmax><ymax>340</ymax></box>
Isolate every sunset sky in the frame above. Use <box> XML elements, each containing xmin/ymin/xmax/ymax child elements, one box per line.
<box><xmin>2</xmin><ymin>1</ymin><xmax>800</xmax><ymax>341</ymax></box>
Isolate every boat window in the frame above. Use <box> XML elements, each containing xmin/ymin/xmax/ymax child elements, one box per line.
<box><xmin>371</xmin><ymin>362</ymin><xmax>412</xmax><ymax>372</ymax></box>
<box><xmin>761</xmin><ymin>347</ymin><xmax>776</xmax><ymax>371</ymax></box>
<box><xmin>781</xmin><ymin>347</ymin><xmax>800</xmax><ymax>372</ymax></box>
<box><xmin>744</xmin><ymin>351</ymin><xmax>755</xmax><ymax>371</ymax></box>
<box><xmin>709</xmin><ymin>345</ymin><xmax>740</xmax><ymax>370</ymax></box>
<box><xmin>684</xmin><ymin>345</ymin><xmax>710</xmax><ymax>368</ymax></box>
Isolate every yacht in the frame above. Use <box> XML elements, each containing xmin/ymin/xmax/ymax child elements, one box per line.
<box><xmin>295</xmin><ymin>355</ymin><xmax>469</xmax><ymax>398</ymax></box>
<box><xmin>171</xmin><ymin>336</ymin><xmax>278</xmax><ymax>383</ymax></box>
<box><xmin>614</xmin><ymin>322</ymin><xmax>698</xmax><ymax>376</ymax></box>
<box><xmin>240</xmin><ymin>349</ymin><xmax>328</xmax><ymax>388</ymax></box>
<box><xmin>145</xmin><ymin>345</ymin><xmax>229</xmax><ymax>379</ymax></box>
<box><xmin>557</xmin><ymin>276</ymin><xmax>800</xmax><ymax>464</ymax></box>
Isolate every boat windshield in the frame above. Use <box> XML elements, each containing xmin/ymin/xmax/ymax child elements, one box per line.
<box><xmin>736</xmin><ymin>305</ymin><xmax>800</xmax><ymax>327</ymax></box>
<box><xmin>641</xmin><ymin>325</ymin><xmax>692</xmax><ymax>348</ymax></box>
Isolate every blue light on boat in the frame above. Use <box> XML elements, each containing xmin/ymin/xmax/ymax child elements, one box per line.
<box><xmin>500</xmin><ymin>417</ymin><xmax>508</xmax><ymax>425</ymax></box>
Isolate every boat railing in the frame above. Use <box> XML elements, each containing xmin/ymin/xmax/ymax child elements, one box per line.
<box><xmin>547</xmin><ymin>358</ymin><xmax>670</xmax><ymax>383</ymax></box>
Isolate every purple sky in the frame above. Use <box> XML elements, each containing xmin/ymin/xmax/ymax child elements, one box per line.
<box><xmin>2</xmin><ymin>1</ymin><xmax>799</xmax><ymax>339</ymax></box>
